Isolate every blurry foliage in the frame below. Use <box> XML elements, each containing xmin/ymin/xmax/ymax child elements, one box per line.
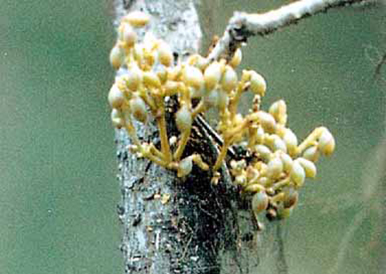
<box><xmin>0</xmin><ymin>0</ymin><xmax>385</xmax><ymax>274</ymax></box>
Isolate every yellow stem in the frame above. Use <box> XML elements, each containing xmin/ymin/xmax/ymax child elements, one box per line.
<box><xmin>174</xmin><ymin>128</ymin><xmax>191</xmax><ymax>161</ymax></box>
<box><xmin>270</xmin><ymin>192</ymin><xmax>286</xmax><ymax>204</ymax></box>
<box><xmin>123</xmin><ymin>111</ymin><xmax>142</xmax><ymax>148</ymax></box>
<box><xmin>229</xmin><ymin>82</ymin><xmax>245</xmax><ymax>120</ymax></box>
<box><xmin>272</xmin><ymin>177</ymin><xmax>291</xmax><ymax>191</ymax></box>
<box><xmin>192</xmin><ymin>154</ymin><xmax>209</xmax><ymax>171</ymax></box>
<box><xmin>213</xmin><ymin>140</ymin><xmax>231</xmax><ymax>171</ymax></box>
<box><xmin>297</xmin><ymin>127</ymin><xmax>324</xmax><ymax>153</ymax></box>
<box><xmin>149</xmin><ymin>143</ymin><xmax>166</xmax><ymax>161</ymax></box>
<box><xmin>142</xmin><ymin>150</ymin><xmax>169</xmax><ymax>168</ymax></box>
<box><xmin>157</xmin><ymin>107</ymin><xmax>172</xmax><ymax>163</ymax></box>
<box><xmin>192</xmin><ymin>100</ymin><xmax>206</xmax><ymax>118</ymax></box>
<box><xmin>244</xmin><ymin>183</ymin><xmax>266</xmax><ymax>193</ymax></box>
<box><xmin>223</xmin><ymin>120</ymin><xmax>248</xmax><ymax>140</ymax></box>
<box><xmin>139</xmin><ymin>87</ymin><xmax>157</xmax><ymax>111</ymax></box>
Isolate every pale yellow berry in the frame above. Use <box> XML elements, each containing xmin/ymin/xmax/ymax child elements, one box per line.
<box><xmin>125</xmin><ymin>65</ymin><xmax>142</xmax><ymax>91</ymax></box>
<box><xmin>283</xmin><ymin>128</ymin><xmax>298</xmax><ymax>156</ymax></box>
<box><xmin>177</xmin><ymin>156</ymin><xmax>193</xmax><ymax>177</ymax></box>
<box><xmin>303</xmin><ymin>145</ymin><xmax>320</xmax><ymax>162</ymax></box>
<box><xmin>158</xmin><ymin>42</ymin><xmax>173</xmax><ymax>67</ymax></box>
<box><xmin>269</xmin><ymin>100</ymin><xmax>287</xmax><ymax>125</ymax></box>
<box><xmin>297</xmin><ymin>157</ymin><xmax>317</xmax><ymax>178</ymax></box>
<box><xmin>267</xmin><ymin>157</ymin><xmax>283</xmax><ymax>179</ymax></box>
<box><xmin>108</xmin><ymin>84</ymin><xmax>125</xmax><ymax>109</ymax></box>
<box><xmin>270</xmin><ymin>135</ymin><xmax>287</xmax><ymax>153</ymax></box>
<box><xmin>221</xmin><ymin>65</ymin><xmax>238</xmax><ymax>93</ymax></box>
<box><xmin>175</xmin><ymin>105</ymin><xmax>192</xmax><ymax>132</ymax></box>
<box><xmin>318</xmin><ymin>128</ymin><xmax>335</xmax><ymax>156</ymax></box>
<box><xmin>183</xmin><ymin>65</ymin><xmax>204</xmax><ymax>90</ymax></box>
<box><xmin>204</xmin><ymin>61</ymin><xmax>222</xmax><ymax>90</ymax></box>
<box><xmin>109</xmin><ymin>44</ymin><xmax>124</xmax><ymax>70</ymax></box>
<box><xmin>229</xmin><ymin>48</ymin><xmax>242</xmax><ymax>68</ymax></box>
<box><xmin>283</xmin><ymin>187</ymin><xmax>298</xmax><ymax>208</ymax></box>
<box><xmin>111</xmin><ymin>108</ymin><xmax>124</xmax><ymax>128</ymax></box>
<box><xmin>291</xmin><ymin>160</ymin><xmax>305</xmax><ymax>187</ymax></box>
<box><xmin>250</xmin><ymin>71</ymin><xmax>266</xmax><ymax>96</ymax></box>
<box><xmin>164</xmin><ymin>81</ymin><xmax>180</xmax><ymax>96</ymax></box>
<box><xmin>143</xmin><ymin>71</ymin><xmax>161</xmax><ymax>88</ymax></box>
<box><xmin>257</xmin><ymin>111</ymin><xmax>276</xmax><ymax>133</ymax></box>
<box><xmin>123</xmin><ymin>11</ymin><xmax>150</xmax><ymax>27</ymax></box>
<box><xmin>120</xmin><ymin>23</ymin><xmax>137</xmax><ymax>48</ymax></box>
<box><xmin>254</xmin><ymin>145</ymin><xmax>272</xmax><ymax>162</ymax></box>
<box><xmin>255</xmin><ymin>126</ymin><xmax>265</xmax><ymax>144</ymax></box>
<box><xmin>279</xmin><ymin>152</ymin><xmax>294</xmax><ymax>174</ymax></box>
<box><xmin>252</xmin><ymin>192</ymin><xmax>269</xmax><ymax>215</ymax></box>
<box><xmin>129</xmin><ymin>96</ymin><xmax>147</xmax><ymax>123</ymax></box>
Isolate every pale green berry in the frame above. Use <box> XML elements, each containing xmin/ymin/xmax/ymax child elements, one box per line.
<box><xmin>108</xmin><ymin>84</ymin><xmax>125</xmax><ymax>109</ymax></box>
<box><xmin>111</xmin><ymin>108</ymin><xmax>124</xmax><ymax>128</ymax></box>
<box><xmin>318</xmin><ymin>128</ymin><xmax>335</xmax><ymax>156</ymax></box>
<box><xmin>129</xmin><ymin>96</ymin><xmax>147</xmax><ymax>123</ymax></box>
<box><xmin>250</xmin><ymin>71</ymin><xmax>266</xmax><ymax>96</ymax></box>
<box><xmin>254</xmin><ymin>145</ymin><xmax>272</xmax><ymax>162</ymax></box>
<box><xmin>269</xmin><ymin>100</ymin><xmax>287</xmax><ymax>125</ymax></box>
<box><xmin>125</xmin><ymin>65</ymin><xmax>142</xmax><ymax>91</ymax></box>
<box><xmin>273</xmin><ymin>136</ymin><xmax>287</xmax><ymax>153</ymax></box>
<box><xmin>183</xmin><ymin>65</ymin><xmax>204</xmax><ymax>90</ymax></box>
<box><xmin>283</xmin><ymin>128</ymin><xmax>298</xmax><ymax>156</ymax></box>
<box><xmin>283</xmin><ymin>187</ymin><xmax>298</xmax><ymax>208</ymax></box>
<box><xmin>297</xmin><ymin>157</ymin><xmax>317</xmax><ymax>178</ymax></box>
<box><xmin>252</xmin><ymin>192</ymin><xmax>269</xmax><ymax>215</ymax></box>
<box><xmin>177</xmin><ymin>156</ymin><xmax>193</xmax><ymax>177</ymax></box>
<box><xmin>257</xmin><ymin>111</ymin><xmax>276</xmax><ymax>133</ymax></box>
<box><xmin>303</xmin><ymin>145</ymin><xmax>319</xmax><ymax>162</ymax></box>
<box><xmin>221</xmin><ymin>65</ymin><xmax>237</xmax><ymax>93</ymax></box>
<box><xmin>109</xmin><ymin>44</ymin><xmax>124</xmax><ymax>70</ymax></box>
<box><xmin>280</xmin><ymin>152</ymin><xmax>294</xmax><ymax>174</ymax></box>
<box><xmin>175</xmin><ymin>105</ymin><xmax>192</xmax><ymax>132</ymax></box>
<box><xmin>204</xmin><ymin>61</ymin><xmax>222</xmax><ymax>90</ymax></box>
<box><xmin>267</xmin><ymin>157</ymin><xmax>284</xmax><ymax>179</ymax></box>
<box><xmin>291</xmin><ymin>160</ymin><xmax>305</xmax><ymax>187</ymax></box>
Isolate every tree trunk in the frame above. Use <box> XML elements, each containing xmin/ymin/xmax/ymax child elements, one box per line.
<box><xmin>113</xmin><ymin>1</ymin><xmax>285</xmax><ymax>273</ymax></box>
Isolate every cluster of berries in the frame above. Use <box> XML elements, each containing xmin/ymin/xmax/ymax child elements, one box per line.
<box><xmin>108</xmin><ymin>11</ymin><xmax>335</xmax><ymax>221</ymax></box>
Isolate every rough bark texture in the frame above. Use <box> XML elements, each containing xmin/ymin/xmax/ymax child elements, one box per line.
<box><xmin>113</xmin><ymin>1</ymin><xmax>284</xmax><ymax>273</ymax></box>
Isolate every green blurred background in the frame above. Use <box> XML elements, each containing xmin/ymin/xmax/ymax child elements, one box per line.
<box><xmin>0</xmin><ymin>0</ymin><xmax>385</xmax><ymax>273</ymax></box>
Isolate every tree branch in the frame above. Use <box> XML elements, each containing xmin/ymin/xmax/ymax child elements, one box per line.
<box><xmin>207</xmin><ymin>0</ymin><xmax>372</xmax><ymax>61</ymax></box>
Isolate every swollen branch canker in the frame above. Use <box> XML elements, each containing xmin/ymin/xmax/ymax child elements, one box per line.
<box><xmin>108</xmin><ymin>11</ymin><xmax>335</xmax><ymax>225</ymax></box>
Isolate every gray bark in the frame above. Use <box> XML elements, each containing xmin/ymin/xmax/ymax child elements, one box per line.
<box><xmin>113</xmin><ymin>1</ymin><xmax>284</xmax><ymax>273</ymax></box>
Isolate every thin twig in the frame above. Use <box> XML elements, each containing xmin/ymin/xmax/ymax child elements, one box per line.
<box><xmin>207</xmin><ymin>0</ymin><xmax>371</xmax><ymax>62</ymax></box>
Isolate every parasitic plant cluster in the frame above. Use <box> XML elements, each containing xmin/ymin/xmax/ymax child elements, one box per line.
<box><xmin>108</xmin><ymin>11</ymin><xmax>335</xmax><ymax>222</ymax></box>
